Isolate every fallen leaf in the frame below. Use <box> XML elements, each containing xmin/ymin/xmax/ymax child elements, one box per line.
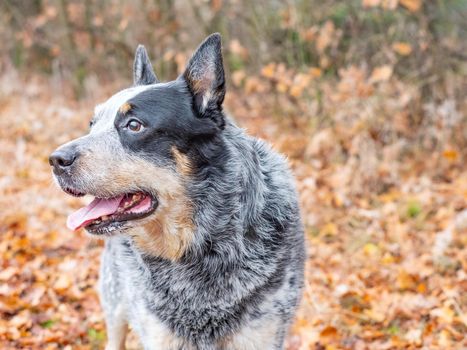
<box><xmin>442</xmin><ymin>149</ymin><xmax>458</xmax><ymax>161</ymax></box>
<box><xmin>393</xmin><ymin>42</ymin><xmax>412</xmax><ymax>56</ymax></box>
<box><xmin>53</xmin><ymin>275</ymin><xmax>72</xmax><ymax>291</ymax></box>
<box><xmin>369</xmin><ymin>65</ymin><xmax>393</xmax><ymax>84</ymax></box>
<box><xmin>363</xmin><ymin>242</ymin><xmax>380</xmax><ymax>256</ymax></box>
<box><xmin>316</xmin><ymin>21</ymin><xmax>335</xmax><ymax>53</ymax></box>
<box><xmin>396</xmin><ymin>270</ymin><xmax>417</xmax><ymax>290</ymax></box>
<box><xmin>229</xmin><ymin>39</ymin><xmax>249</xmax><ymax>60</ymax></box>
<box><xmin>261</xmin><ymin>63</ymin><xmax>276</xmax><ymax>79</ymax></box>
<box><xmin>431</xmin><ymin>306</ymin><xmax>455</xmax><ymax>324</ymax></box>
<box><xmin>320</xmin><ymin>325</ymin><xmax>338</xmax><ymax>338</ymax></box>
<box><xmin>308</xmin><ymin>67</ymin><xmax>322</xmax><ymax>78</ymax></box>
<box><xmin>321</xmin><ymin>223</ymin><xmax>338</xmax><ymax>236</ymax></box>
<box><xmin>405</xmin><ymin>328</ymin><xmax>422</xmax><ymax>345</ymax></box>
<box><xmin>362</xmin><ymin>0</ymin><xmax>382</xmax><ymax>8</ymax></box>
<box><xmin>0</xmin><ymin>266</ymin><xmax>18</xmax><ymax>281</ymax></box>
<box><xmin>232</xmin><ymin>70</ymin><xmax>246</xmax><ymax>87</ymax></box>
<box><xmin>400</xmin><ymin>0</ymin><xmax>422</xmax><ymax>12</ymax></box>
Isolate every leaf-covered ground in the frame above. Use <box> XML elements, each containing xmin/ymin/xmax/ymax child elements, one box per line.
<box><xmin>0</xmin><ymin>72</ymin><xmax>465</xmax><ymax>349</ymax></box>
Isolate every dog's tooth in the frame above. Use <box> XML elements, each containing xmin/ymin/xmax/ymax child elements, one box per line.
<box><xmin>102</xmin><ymin>215</ymin><xmax>109</xmax><ymax>221</ymax></box>
<box><xmin>119</xmin><ymin>193</ymin><xmax>142</xmax><ymax>211</ymax></box>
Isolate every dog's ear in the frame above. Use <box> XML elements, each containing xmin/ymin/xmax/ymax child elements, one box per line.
<box><xmin>133</xmin><ymin>45</ymin><xmax>159</xmax><ymax>86</ymax></box>
<box><xmin>181</xmin><ymin>33</ymin><xmax>225</xmax><ymax>128</ymax></box>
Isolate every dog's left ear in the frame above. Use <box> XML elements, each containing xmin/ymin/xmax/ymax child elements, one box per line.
<box><xmin>133</xmin><ymin>45</ymin><xmax>159</xmax><ymax>85</ymax></box>
<box><xmin>181</xmin><ymin>33</ymin><xmax>225</xmax><ymax>128</ymax></box>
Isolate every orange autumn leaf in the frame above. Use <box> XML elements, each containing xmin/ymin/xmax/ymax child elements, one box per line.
<box><xmin>231</xmin><ymin>70</ymin><xmax>246</xmax><ymax>87</ymax></box>
<box><xmin>229</xmin><ymin>39</ymin><xmax>249</xmax><ymax>60</ymax></box>
<box><xmin>400</xmin><ymin>0</ymin><xmax>422</xmax><ymax>12</ymax></box>
<box><xmin>261</xmin><ymin>63</ymin><xmax>276</xmax><ymax>79</ymax></box>
<box><xmin>53</xmin><ymin>274</ymin><xmax>72</xmax><ymax>291</ymax></box>
<box><xmin>276</xmin><ymin>82</ymin><xmax>288</xmax><ymax>93</ymax></box>
<box><xmin>369</xmin><ymin>65</ymin><xmax>393</xmax><ymax>83</ymax></box>
<box><xmin>443</xmin><ymin>149</ymin><xmax>458</xmax><ymax>161</ymax></box>
<box><xmin>362</xmin><ymin>0</ymin><xmax>381</xmax><ymax>8</ymax></box>
<box><xmin>316</xmin><ymin>21</ymin><xmax>335</xmax><ymax>53</ymax></box>
<box><xmin>0</xmin><ymin>266</ymin><xmax>18</xmax><ymax>281</ymax></box>
<box><xmin>308</xmin><ymin>67</ymin><xmax>322</xmax><ymax>78</ymax></box>
<box><xmin>396</xmin><ymin>270</ymin><xmax>417</xmax><ymax>290</ymax></box>
<box><xmin>320</xmin><ymin>325</ymin><xmax>338</xmax><ymax>338</ymax></box>
<box><xmin>393</xmin><ymin>42</ymin><xmax>412</xmax><ymax>56</ymax></box>
<box><xmin>362</xmin><ymin>0</ymin><xmax>398</xmax><ymax>9</ymax></box>
<box><xmin>431</xmin><ymin>306</ymin><xmax>455</xmax><ymax>324</ymax></box>
<box><xmin>321</xmin><ymin>222</ymin><xmax>338</xmax><ymax>236</ymax></box>
<box><xmin>416</xmin><ymin>282</ymin><xmax>427</xmax><ymax>294</ymax></box>
<box><xmin>289</xmin><ymin>85</ymin><xmax>304</xmax><ymax>98</ymax></box>
<box><xmin>211</xmin><ymin>0</ymin><xmax>222</xmax><ymax>12</ymax></box>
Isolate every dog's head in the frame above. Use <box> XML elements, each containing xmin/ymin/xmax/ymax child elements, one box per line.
<box><xmin>50</xmin><ymin>34</ymin><xmax>225</xmax><ymax>260</ymax></box>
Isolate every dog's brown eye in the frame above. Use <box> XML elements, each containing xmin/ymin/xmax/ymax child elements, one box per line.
<box><xmin>127</xmin><ymin>119</ymin><xmax>143</xmax><ymax>132</ymax></box>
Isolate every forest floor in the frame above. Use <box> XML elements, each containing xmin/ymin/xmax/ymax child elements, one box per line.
<box><xmin>0</xmin><ymin>73</ymin><xmax>465</xmax><ymax>349</ymax></box>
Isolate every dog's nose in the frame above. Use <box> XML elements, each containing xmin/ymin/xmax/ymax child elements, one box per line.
<box><xmin>49</xmin><ymin>148</ymin><xmax>78</xmax><ymax>174</ymax></box>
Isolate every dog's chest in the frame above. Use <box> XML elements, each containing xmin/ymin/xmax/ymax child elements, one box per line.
<box><xmin>126</xmin><ymin>297</ymin><xmax>188</xmax><ymax>349</ymax></box>
<box><xmin>106</xmin><ymin>238</ymin><xmax>240</xmax><ymax>346</ymax></box>
<box><xmin>102</xmin><ymin>238</ymin><xmax>188</xmax><ymax>348</ymax></box>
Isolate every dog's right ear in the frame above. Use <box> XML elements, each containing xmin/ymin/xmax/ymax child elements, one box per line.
<box><xmin>181</xmin><ymin>33</ymin><xmax>225</xmax><ymax>129</ymax></box>
<box><xmin>133</xmin><ymin>45</ymin><xmax>159</xmax><ymax>86</ymax></box>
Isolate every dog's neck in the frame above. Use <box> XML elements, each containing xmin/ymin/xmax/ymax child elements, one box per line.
<box><xmin>183</xmin><ymin>123</ymin><xmax>282</xmax><ymax>269</ymax></box>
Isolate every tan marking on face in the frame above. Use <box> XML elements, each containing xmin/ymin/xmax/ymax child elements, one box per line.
<box><xmin>171</xmin><ymin>146</ymin><xmax>192</xmax><ymax>176</ymax></box>
<box><xmin>131</xmin><ymin>191</ymin><xmax>194</xmax><ymax>261</ymax></box>
<box><xmin>119</xmin><ymin>102</ymin><xmax>132</xmax><ymax>114</ymax></box>
<box><xmin>117</xmin><ymin>160</ymin><xmax>194</xmax><ymax>260</ymax></box>
<box><xmin>140</xmin><ymin>181</ymin><xmax>194</xmax><ymax>260</ymax></box>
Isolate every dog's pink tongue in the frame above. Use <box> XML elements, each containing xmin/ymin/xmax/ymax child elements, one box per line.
<box><xmin>66</xmin><ymin>195</ymin><xmax>124</xmax><ymax>231</ymax></box>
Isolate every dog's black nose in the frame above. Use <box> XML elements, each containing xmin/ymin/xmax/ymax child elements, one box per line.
<box><xmin>49</xmin><ymin>148</ymin><xmax>78</xmax><ymax>174</ymax></box>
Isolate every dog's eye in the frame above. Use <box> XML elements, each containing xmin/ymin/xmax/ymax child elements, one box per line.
<box><xmin>126</xmin><ymin>119</ymin><xmax>144</xmax><ymax>132</ymax></box>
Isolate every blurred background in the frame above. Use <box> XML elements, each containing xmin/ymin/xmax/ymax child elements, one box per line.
<box><xmin>0</xmin><ymin>0</ymin><xmax>466</xmax><ymax>349</ymax></box>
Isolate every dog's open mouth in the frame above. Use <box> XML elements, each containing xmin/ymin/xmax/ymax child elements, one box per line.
<box><xmin>66</xmin><ymin>192</ymin><xmax>157</xmax><ymax>233</ymax></box>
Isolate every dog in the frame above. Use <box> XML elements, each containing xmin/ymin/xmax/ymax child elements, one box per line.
<box><xmin>49</xmin><ymin>33</ymin><xmax>305</xmax><ymax>350</ymax></box>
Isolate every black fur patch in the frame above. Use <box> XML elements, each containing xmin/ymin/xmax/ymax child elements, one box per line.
<box><xmin>114</xmin><ymin>82</ymin><xmax>222</xmax><ymax>168</ymax></box>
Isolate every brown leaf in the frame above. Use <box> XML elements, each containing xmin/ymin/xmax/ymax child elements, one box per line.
<box><xmin>442</xmin><ymin>149</ymin><xmax>458</xmax><ymax>161</ymax></box>
<box><xmin>396</xmin><ymin>270</ymin><xmax>417</xmax><ymax>291</ymax></box>
<box><xmin>0</xmin><ymin>266</ymin><xmax>18</xmax><ymax>281</ymax></box>
<box><xmin>316</xmin><ymin>21</ymin><xmax>335</xmax><ymax>53</ymax></box>
<box><xmin>393</xmin><ymin>42</ymin><xmax>412</xmax><ymax>56</ymax></box>
<box><xmin>320</xmin><ymin>326</ymin><xmax>337</xmax><ymax>339</ymax></box>
<box><xmin>362</xmin><ymin>0</ymin><xmax>382</xmax><ymax>8</ymax></box>
<box><xmin>369</xmin><ymin>65</ymin><xmax>393</xmax><ymax>83</ymax></box>
<box><xmin>261</xmin><ymin>63</ymin><xmax>276</xmax><ymax>79</ymax></box>
<box><xmin>400</xmin><ymin>0</ymin><xmax>422</xmax><ymax>12</ymax></box>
